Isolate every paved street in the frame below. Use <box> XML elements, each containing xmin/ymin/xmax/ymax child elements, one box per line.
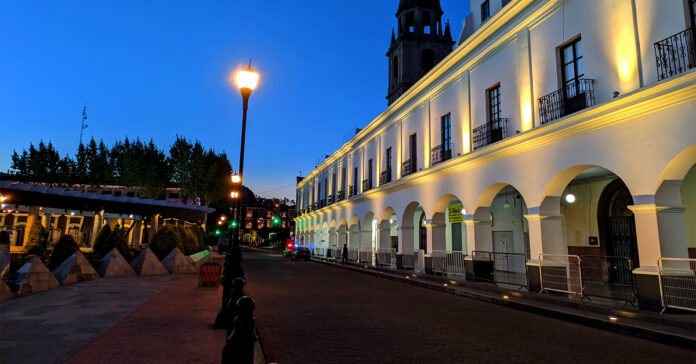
<box><xmin>244</xmin><ymin>250</ymin><xmax>694</xmax><ymax>364</ymax></box>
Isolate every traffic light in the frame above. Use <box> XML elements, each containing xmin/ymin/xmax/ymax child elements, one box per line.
<box><xmin>273</xmin><ymin>217</ymin><xmax>280</xmax><ymax>226</ymax></box>
<box><xmin>231</xmin><ymin>220</ymin><xmax>238</xmax><ymax>228</ymax></box>
<box><xmin>215</xmin><ymin>229</ymin><xmax>221</xmax><ymax>236</ymax></box>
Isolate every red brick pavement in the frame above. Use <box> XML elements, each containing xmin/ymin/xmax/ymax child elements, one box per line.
<box><xmin>66</xmin><ymin>275</ymin><xmax>226</xmax><ymax>364</ymax></box>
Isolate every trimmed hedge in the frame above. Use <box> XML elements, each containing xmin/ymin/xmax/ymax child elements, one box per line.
<box><xmin>149</xmin><ymin>224</ymin><xmax>206</xmax><ymax>260</ymax></box>
<box><xmin>48</xmin><ymin>235</ymin><xmax>79</xmax><ymax>271</ymax></box>
<box><xmin>92</xmin><ymin>225</ymin><xmax>133</xmax><ymax>261</ymax></box>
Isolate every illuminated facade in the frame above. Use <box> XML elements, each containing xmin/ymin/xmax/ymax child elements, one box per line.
<box><xmin>295</xmin><ymin>0</ymin><xmax>696</xmax><ymax>310</ymax></box>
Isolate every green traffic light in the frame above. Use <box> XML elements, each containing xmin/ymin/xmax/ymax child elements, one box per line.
<box><xmin>215</xmin><ymin>229</ymin><xmax>221</xmax><ymax>236</ymax></box>
<box><xmin>231</xmin><ymin>220</ymin><xmax>238</xmax><ymax>228</ymax></box>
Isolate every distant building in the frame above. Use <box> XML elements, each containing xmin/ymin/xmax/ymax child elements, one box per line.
<box><xmin>0</xmin><ymin>181</ymin><xmax>212</xmax><ymax>252</ymax></box>
<box><xmin>238</xmin><ymin>201</ymin><xmax>296</xmax><ymax>245</ymax></box>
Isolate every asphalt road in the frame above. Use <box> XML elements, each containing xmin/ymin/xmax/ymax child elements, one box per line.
<box><xmin>243</xmin><ymin>250</ymin><xmax>694</xmax><ymax>364</ymax></box>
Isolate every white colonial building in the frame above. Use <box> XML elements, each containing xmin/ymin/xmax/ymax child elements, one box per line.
<box><xmin>295</xmin><ymin>0</ymin><xmax>695</xmax><ymax>311</ymax></box>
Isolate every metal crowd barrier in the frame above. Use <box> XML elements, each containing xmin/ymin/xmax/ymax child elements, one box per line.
<box><xmin>358</xmin><ymin>248</ymin><xmax>375</xmax><ymax>265</ymax></box>
<box><xmin>312</xmin><ymin>247</ymin><xmax>327</xmax><ymax>258</ymax></box>
<box><xmin>401</xmin><ymin>251</ymin><xmax>418</xmax><ymax>269</ymax></box>
<box><xmin>491</xmin><ymin>252</ymin><xmax>528</xmax><ymax>288</ymax></box>
<box><xmin>580</xmin><ymin>255</ymin><xmax>636</xmax><ymax>306</ymax></box>
<box><xmin>472</xmin><ymin>250</ymin><xmax>494</xmax><ymax>282</ymax></box>
<box><xmin>347</xmin><ymin>247</ymin><xmax>359</xmax><ymax>263</ymax></box>
<box><xmin>658</xmin><ymin>257</ymin><xmax>696</xmax><ymax>313</ymax></box>
<box><xmin>432</xmin><ymin>251</ymin><xmax>468</xmax><ymax>277</ymax></box>
<box><xmin>377</xmin><ymin>248</ymin><xmax>397</xmax><ymax>268</ymax></box>
<box><xmin>539</xmin><ymin>254</ymin><xmax>583</xmax><ymax>297</ymax></box>
<box><xmin>445</xmin><ymin>251</ymin><xmax>468</xmax><ymax>278</ymax></box>
<box><xmin>327</xmin><ymin>247</ymin><xmax>341</xmax><ymax>260</ymax></box>
<box><xmin>431</xmin><ymin>250</ymin><xmax>448</xmax><ymax>275</ymax></box>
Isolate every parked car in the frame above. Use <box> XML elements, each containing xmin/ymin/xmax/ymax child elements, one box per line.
<box><xmin>292</xmin><ymin>247</ymin><xmax>311</xmax><ymax>261</ymax></box>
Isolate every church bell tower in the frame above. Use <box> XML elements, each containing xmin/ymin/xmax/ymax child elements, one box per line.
<box><xmin>386</xmin><ymin>0</ymin><xmax>454</xmax><ymax>105</ymax></box>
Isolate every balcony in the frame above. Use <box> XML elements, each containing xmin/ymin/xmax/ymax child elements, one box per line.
<box><xmin>655</xmin><ymin>28</ymin><xmax>695</xmax><ymax>81</ymax></box>
<box><xmin>380</xmin><ymin>169</ymin><xmax>392</xmax><ymax>185</ymax></box>
<box><xmin>337</xmin><ymin>190</ymin><xmax>345</xmax><ymax>201</ymax></box>
<box><xmin>327</xmin><ymin>195</ymin><xmax>334</xmax><ymax>204</ymax></box>
<box><xmin>362</xmin><ymin>179</ymin><xmax>372</xmax><ymax>192</ymax></box>
<box><xmin>402</xmin><ymin>159</ymin><xmax>416</xmax><ymax>176</ymax></box>
<box><xmin>538</xmin><ymin>78</ymin><xmax>595</xmax><ymax>125</ymax></box>
<box><xmin>430</xmin><ymin>144</ymin><xmax>452</xmax><ymax>165</ymax></box>
<box><xmin>347</xmin><ymin>185</ymin><xmax>354</xmax><ymax>197</ymax></box>
<box><xmin>473</xmin><ymin>118</ymin><xmax>508</xmax><ymax>150</ymax></box>
<box><xmin>312</xmin><ymin>202</ymin><xmax>317</xmax><ymax>210</ymax></box>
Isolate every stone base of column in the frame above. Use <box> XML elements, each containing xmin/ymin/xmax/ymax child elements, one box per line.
<box><xmin>634</xmin><ymin>266</ymin><xmax>662</xmax><ymax>312</ymax></box>
<box><xmin>526</xmin><ymin>260</ymin><xmax>542</xmax><ymax>293</ymax></box>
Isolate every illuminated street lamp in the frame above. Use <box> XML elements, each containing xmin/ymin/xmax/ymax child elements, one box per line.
<box><xmin>231</xmin><ymin>60</ymin><xmax>259</xmax><ymax>248</ymax></box>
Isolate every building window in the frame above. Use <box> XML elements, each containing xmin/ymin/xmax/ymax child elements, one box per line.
<box><xmin>386</xmin><ymin>147</ymin><xmax>392</xmax><ymax>182</ymax></box>
<box><xmin>423</xmin><ymin>11</ymin><xmax>431</xmax><ymax>34</ymax></box>
<box><xmin>488</xmin><ymin>85</ymin><xmax>501</xmax><ymax>122</ymax></box>
<box><xmin>481</xmin><ymin>0</ymin><xmax>490</xmax><ymax>23</ymax></box>
<box><xmin>368</xmin><ymin>159</ymin><xmax>373</xmax><ymax>189</ymax></box>
<box><xmin>441</xmin><ymin>113</ymin><xmax>452</xmax><ymax>160</ymax></box>
<box><xmin>406</xmin><ymin>11</ymin><xmax>415</xmax><ymax>32</ymax></box>
<box><xmin>561</xmin><ymin>38</ymin><xmax>584</xmax><ymax>97</ymax></box>
<box><xmin>353</xmin><ymin>167</ymin><xmax>358</xmax><ymax>195</ymax></box>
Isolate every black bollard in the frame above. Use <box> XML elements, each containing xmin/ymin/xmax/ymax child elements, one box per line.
<box><xmin>215</xmin><ymin>277</ymin><xmax>246</xmax><ymax>330</ymax></box>
<box><xmin>221</xmin><ymin>296</ymin><xmax>256</xmax><ymax>364</ymax></box>
<box><xmin>216</xmin><ymin>242</ymin><xmax>246</xmax><ymax>327</ymax></box>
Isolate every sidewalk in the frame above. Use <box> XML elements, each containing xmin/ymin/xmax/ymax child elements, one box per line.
<box><xmin>66</xmin><ymin>275</ymin><xmax>225</xmax><ymax>364</ymax></box>
<box><xmin>308</xmin><ymin>255</ymin><xmax>696</xmax><ymax>349</ymax></box>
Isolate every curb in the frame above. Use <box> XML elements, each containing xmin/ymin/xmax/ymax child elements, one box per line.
<box><xmin>311</xmin><ymin>258</ymin><xmax>696</xmax><ymax>350</ymax></box>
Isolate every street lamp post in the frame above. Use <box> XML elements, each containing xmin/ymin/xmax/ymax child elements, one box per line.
<box><xmin>232</xmin><ymin>61</ymin><xmax>259</xmax><ymax>248</ymax></box>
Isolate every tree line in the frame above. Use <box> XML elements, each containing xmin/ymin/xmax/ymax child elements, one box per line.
<box><xmin>10</xmin><ymin>136</ymin><xmax>233</xmax><ymax>206</ymax></box>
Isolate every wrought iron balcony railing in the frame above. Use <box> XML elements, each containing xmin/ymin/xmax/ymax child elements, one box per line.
<box><xmin>379</xmin><ymin>169</ymin><xmax>392</xmax><ymax>185</ymax></box>
<box><xmin>655</xmin><ymin>28</ymin><xmax>695</xmax><ymax>81</ymax></box>
<box><xmin>472</xmin><ymin>118</ymin><xmax>508</xmax><ymax>150</ymax></box>
<box><xmin>430</xmin><ymin>144</ymin><xmax>452</xmax><ymax>165</ymax></box>
<box><xmin>537</xmin><ymin>78</ymin><xmax>595</xmax><ymax>125</ymax></box>
<box><xmin>347</xmin><ymin>185</ymin><xmax>354</xmax><ymax>197</ymax></box>
<box><xmin>312</xmin><ymin>202</ymin><xmax>317</xmax><ymax>210</ymax></box>
<box><xmin>327</xmin><ymin>195</ymin><xmax>334</xmax><ymax>204</ymax></box>
<box><xmin>362</xmin><ymin>179</ymin><xmax>372</xmax><ymax>192</ymax></box>
<box><xmin>402</xmin><ymin>159</ymin><xmax>416</xmax><ymax>176</ymax></box>
<box><xmin>337</xmin><ymin>190</ymin><xmax>344</xmax><ymax>201</ymax></box>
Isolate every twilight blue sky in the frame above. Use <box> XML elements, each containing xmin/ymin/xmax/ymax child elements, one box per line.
<box><xmin>1</xmin><ymin>0</ymin><xmax>470</xmax><ymax>200</ymax></box>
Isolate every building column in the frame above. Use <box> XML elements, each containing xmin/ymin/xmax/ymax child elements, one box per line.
<box><xmin>628</xmin><ymin>203</ymin><xmax>688</xmax><ymax>311</ymax></box>
<box><xmin>91</xmin><ymin>211</ymin><xmax>103</xmax><ymax>245</ymax></box>
<box><xmin>131</xmin><ymin>220</ymin><xmax>143</xmax><ymax>248</ymax></box>
<box><xmin>148</xmin><ymin>214</ymin><xmax>160</xmax><ymax>244</ymax></box>
<box><xmin>429</xmin><ymin>222</ymin><xmax>446</xmax><ymax>251</ymax></box>
<box><xmin>377</xmin><ymin>220</ymin><xmax>391</xmax><ymax>250</ymax></box>
<box><xmin>361</xmin><ymin>229</ymin><xmax>373</xmax><ymax>250</ymax></box>
<box><xmin>472</xmin><ymin>208</ymin><xmax>493</xmax><ymax>252</ymax></box>
<box><xmin>524</xmin><ymin>206</ymin><xmax>566</xmax><ymax>292</ymax></box>
<box><xmin>463</xmin><ymin>216</ymin><xmax>476</xmax><ymax>256</ymax></box>
<box><xmin>398</xmin><ymin>226</ymin><xmax>413</xmax><ymax>254</ymax></box>
<box><xmin>23</xmin><ymin>206</ymin><xmax>41</xmax><ymax>247</ymax></box>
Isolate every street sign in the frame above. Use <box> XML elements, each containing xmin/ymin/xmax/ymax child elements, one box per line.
<box><xmin>448</xmin><ymin>204</ymin><xmax>463</xmax><ymax>223</ymax></box>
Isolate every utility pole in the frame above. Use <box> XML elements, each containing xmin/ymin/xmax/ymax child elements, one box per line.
<box><xmin>80</xmin><ymin>104</ymin><xmax>88</xmax><ymax>145</ymax></box>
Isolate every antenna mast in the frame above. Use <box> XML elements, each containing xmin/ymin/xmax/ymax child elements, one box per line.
<box><xmin>80</xmin><ymin>104</ymin><xmax>88</xmax><ymax>145</ymax></box>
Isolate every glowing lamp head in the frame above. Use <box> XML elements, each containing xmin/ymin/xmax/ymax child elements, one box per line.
<box><xmin>565</xmin><ymin>193</ymin><xmax>576</xmax><ymax>203</ymax></box>
<box><xmin>231</xmin><ymin>174</ymin><xmax>241</xmax><ymax>184</ymax></box>
<box><xmin>220</xmin><ymin>216</ymin><xmax>226</xmax><ymax>221</ymax></box>
<box><xmin>236</xmin><ymin>64</ymin><xmax>259</xmax><ymax>92</ymax></box>
<box><xmin>230</xmin><ymin>191</ymin><xmax>239</xmax><ymax>199</ymax></box>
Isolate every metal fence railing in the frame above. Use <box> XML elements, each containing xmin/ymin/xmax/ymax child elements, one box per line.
<box><xmin>347</xmin><ymin>247</ymin><xmax>359</xmax><ymax>263</ymax></box>
<box><xmin>472</xmin><ymin>250</ymin><xmax>494</xmax><ymax>282</ymax></box>
<box><xmin>358</xmin><ymin>248</ymin><xmax>375</xmax><ymax>265</ymax></box>
<box><xmin>432</xmin><ymin>251</ymin><xmax>468</xmax><ymax>278</ymax></box>
<box><xmin>654</xmin><ymin>27</ymin><xmax>696</xmax><ymax>81</ymax></box>
<box><xmin>445</xmin><ymin>251</ymin><xmax>468</xmax><ymax>278</ymax></box>
<box><xmin>312</xmin><ymin>247</ymin><xmax>327</xmax><ymax>258</ymax></box>
<box><xmin>377</xmin><ymin>248</ymin><xmax>397</xmax><ymax>268</ymax></box>
<box><xmin>540</xmin><ymin>254</ymin><xmax>583</xmax><ymax>297</ymax></box>
<box><xmin>580</xmin><ymin>255</ymin><xmax>636</xmax><ymax>306</ymax></box>
<box><xmin>432</xmin><ymin>250</ymin><xmax>448</xmax><ymax>275</ymax></box>
<box><xmin>327</xmin><ymin>247</ymin><xmax>341</xmax><ymax>260</ymax></box>
<box><xmin>658</xmin><ymin>257</ymin><xmax>696</xmax><ymax>313</ymax></box>
<box><xmin>492</xmin><ymin>252</ymin><xmax>528</xmax><ymax>288</ymax></box>
<box><xmin>401</xmin><ymin>250</ymin><xmax>418</xmax><ymax>269</ymax></box>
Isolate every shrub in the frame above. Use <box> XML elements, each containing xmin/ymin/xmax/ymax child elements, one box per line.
<box><xmin>8</xmin><ymin>253</ymin><xmax>37</xmax><ymax>276</ymax></box>
<box><xmin>149</xmin><ymin>224</ymin><xmax>182</xmax><ymax>260</ymax></box>
<box><xmin>27</xmin><ymin>223</ymin><xmax>48</xmax><ymax>249</ymax></box>
<box><xmin>108</xmin><ymin>227</ymin><xmax>132</xmax><ymax>261</ymax></box>
<box><xmin>93</xmin><ymin>225</ymin><xmax>113</xmax><ymax>257</ymax></box>
<box><xmin>48</xmin><ymin>235</ymin><xmax>79</xmax><ymax>271</ymax></box>
<box><xmin>92</xmin><ymin>225</ymin><xmax>132</xmax><ymax>261</ymax></box>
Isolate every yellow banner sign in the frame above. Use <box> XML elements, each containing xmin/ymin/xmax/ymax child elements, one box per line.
<box><xmin>448</xmin><ymin>205</ymin><xmax>463</xmax><ymax>223</ymax></box>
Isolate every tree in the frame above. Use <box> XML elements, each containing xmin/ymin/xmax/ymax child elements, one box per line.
<box><xmin>149</xmin><ymin>224</ymin><xmax>183</xmax><ymax>259</ymax></box>
<box><xmin>48</xmin><ymin>235</ymin><xmax>79</xmax><ymax>270</ymax></box>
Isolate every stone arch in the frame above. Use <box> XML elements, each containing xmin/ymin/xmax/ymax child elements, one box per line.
<box><xmin>401</xmin><ymin>201</ymin><xmax>427</xmax><ymax>253</ymax></box>
<box><xmin>378</xmin><ymin>207</ymin><xmax>398</xmax><ymax>250</ymax></box>
<box><xmin>338</xmin><ymin>217</ymin><xmax>348</xmax><ymax>248</ymax></box>
<box><xmin>473</xmin><ymin>183</ymin><xmax>529</xmax><ymax>255</ymax></box>
<box><xmin>362</xmin><ymin>211</ymin><xmax>377</xmax><ymax>249</ymax></box>
<box><xmin>655</xmin><ymin>144</ymin><xmax>696</xmax><ymax>205</ymax></box>
<box><xmin>538</xmin><ymin>165</ymin><xmax>642</xmax><ymax>266</ymax></box>
<box><xmin>431</xmin><ymin>193</ymin><xmax>468</xmax><ymax>253</ymax></box>
<box><xmin>349</xmin><ymin>214</ymin><xmax>361</xmax><ymax>248</ymax></box>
